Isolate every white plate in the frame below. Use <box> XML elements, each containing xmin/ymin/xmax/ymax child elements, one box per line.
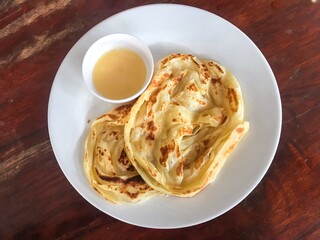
<box><xmin>48</xmin><ymin>4</ymin><xmax>281</xmax><ymax>229</ymax></box>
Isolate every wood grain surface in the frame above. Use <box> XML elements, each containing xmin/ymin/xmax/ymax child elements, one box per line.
<box><xmin>1</xmin><ymin>0</ymin><xmax>319</xmax><ymax>239</ymax></box>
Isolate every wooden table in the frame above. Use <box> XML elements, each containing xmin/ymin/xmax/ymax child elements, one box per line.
<box><xmin>1</xmin><ymin>0</ymin><xmax>319</xmax><ymax>239</ymax></box>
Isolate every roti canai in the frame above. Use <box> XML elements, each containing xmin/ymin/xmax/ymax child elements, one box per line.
<box><xmin>124</xmin><ymin>54</ymin><xmax>249</xmax><ymax>197</ymax></box>
<box><xmin>84</xmin><ymin>104</ymin><xmax>159</xmax><ymax>203</ymax></box>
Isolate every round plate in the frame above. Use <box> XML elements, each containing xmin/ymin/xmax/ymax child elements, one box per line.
<box><xmin>48</xmin><ymin>4</ymin><xmax>282</xmax><ymax>229</ymax></box>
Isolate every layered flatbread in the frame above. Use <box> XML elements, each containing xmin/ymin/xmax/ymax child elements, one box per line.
<box><xmin>124</xmin><ymin>54</ymin><xmax>249</xmax><ymax>197</ymax></box>
<box><xmin>84</xmin><ymin>104</ymin><xmax>159</xmax><ymax>203</ymax></box>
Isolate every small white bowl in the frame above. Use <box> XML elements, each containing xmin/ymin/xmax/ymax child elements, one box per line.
<box><xmin>82</xmin><ymin>33</ymin><xmax>154</xmax><ymax>104</ymax></box>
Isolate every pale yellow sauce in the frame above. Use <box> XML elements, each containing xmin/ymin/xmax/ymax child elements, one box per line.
<box><xmin>93</xmin><ymin>48</ymin><xmax>146</xmax><ymax>100</ymax></box>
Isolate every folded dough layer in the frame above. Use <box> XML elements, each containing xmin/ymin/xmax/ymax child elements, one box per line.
<box><xmin>84</xmin><ymin>104</ymin><xmax>159</xmax><ymax>203</ymax></box>
<box><xmin>124</xmin><ymin>54</ymin><xmax>249</xmax><ymax>197</ymax></box>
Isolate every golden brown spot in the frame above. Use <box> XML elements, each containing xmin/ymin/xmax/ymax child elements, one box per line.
<box><xmin>211</xmin><ymin>78</ymin><xmax>221</xmax><ymax>84</ymax></box>
<box><xmin>96</xmin><ymin>169</ymin><xmax>145</xmax><ymax>185</ymax></box>
<box><xmin>215</xmin><ymin>64</ymin><xmax>224</xmax><ymax>73</ymax></box>
<box><xmin>114</xmin><ymin>104</ymin><xmax>132</xmax><ymax>117</ymax></box>
<box><xmin>150</xmin><ymin>88</ymin><xmax>161</xmax><ymax>103</ymax></box>
<box><xmin>176</xmin><ymin>145</ymin><xmax>181</xmax><ymax>157</ymax></box>
<box><xmin>179</xmin><ymin>127</ymin><xmax>193</xmax><ymax>135</ymax></box>
<box><xmin>147</xmin><ymin>165</ymin><xmax>157</xmax><ymax>177</ymax></box>
<box><xmin>95</xmin><ymin>168</ymin><xmax>145</xmax><ymax>187</ymax></box>
<box><xmin>109</xmin><ymin>131</ymin><xmax>118</xmax><ymax>139</ymax></box>
<box><xmin>128</xmin><ymin>192</ymin><xmax>139</xmax><ymax>199</ymax></box>
<box><xmin>172</xmin><ymin>118</ymin><xmax>177</xmax><ymax>122</ymax></box>
<box><xmin>196</xmin><ymin>99</ymin><xmax>206</xmax><ymax>105</ymax></box>
<box><xmin>146</xmin><ymin>132</ymin><xmax>155</xmax><ymax>141</ymax></box>
<box><xmin>161</xmin><ymin>54</ymin><xmax>182</xmax><ymax>66</ymax></box>
<box><xmin>118</xmin><ymin>149</ymin><xmax>130</xmax><ymax>167</ymax></box>
<box><xmin>181</xmin><ymin>54</ymin><xmax>190</xmax><ymax>60</ymax></box>
<box><xmin>191</xmin><ymin>58</ymin><xmax>200</xmax><ymax>67</ymax></box>
<box><xmin>187</xmin><ymin>83</ymin><xmax>198</xmax><ymax>91</ymax></box>
<box><xmin>224</xmin><ymin>143</ymin><xmax>236</xmax><ymax>157</ymax></box>
<box><xmin>159</xmin><ymin>142</ymin><xmax>175</xmax><ymax>167</ymax></box>
<box><xmin>176</xmin><ymin>162</ymin><xmax>184</xmax><ymax>176</ymax></box>
<box><xmin>93</xmin><ymin>187</ymin><xmax>101</xmax><ymax>194</ymax></box>
<box><xmin>236</xmin><ymin>127</ymin><xmax>244</xmax><ymax>134</ymax></box>
<box><xmin>122</xmin><ymin>189</ymin><xmax>143</xmax><ymax>199</ymax></box>
<box><xmin>147</xmin><ymin>121</ymin><xmax>157</xmax><ymax>131</ymax></box>
<box><xmin>161</xmin><ymin>58</ymin><xmax>169</xmax><ymax>65</ymax></box>
<box><xmin>194</xmin><ymin>157</ymin><xmax>204</xmax><ymax>170</ymax></box>
<box><xmin>221</xmin><ymin>116</ymin><xmax>228</xmax><ymax>125</ymax></box>
<box><xmin>151</xmin><ymin>72</ymin><xmax>172</xmax><ymax>87</ymax></box>
<box><xmin>107</xmin><ymin>114</ymin><xmax>118</xmax><ymax>120</ymax></box>
<box><xmin>159</xmin><ymin>103</ymin><xmax>166</xmax><ymax>112</ymax></box>
<box><xmin>184</xmin><ymin>162</ymin><xmax>191</xmax><ymax>169</ymax></box>
<box><xmin>201</xmin><ymin>64</ymin><xmax>210</xmax><ymax>76</ymax></box>
<box><xmin>161</xmin><ymin>84</ymin><xmax>168</xmax><ymax>90</ymax></box>
<box><xmin>127</xmin><ymin>165</ymin><xmax>135</xmax><ymax>172</ymax></box>
<box><xmin>172</xmin><ymin>102</ymin><xmax>180</xmax><ymax>106</ymax></box>
<box><xmin>227</xmin><ymin>88</ymin><xmax>239</xmax><ymax>112</ymax></box>
<box><xmin>213</xmin><ymin>115</ymin><xmax>222</xmax><ymax>122</ymax></box>
<box><xmin>172</xmin><ymin>73</ymin><xmax>184</xmax><ymax>84</ymax></box>
<box><xmin>165</xmin><ymin>72</ymin><xmax>173</xmax><ymax>78</ymax></box>
<box><xmin>148</xmin><ymin>109</ymin><xmax>153</xmax><ymax>118</ymax></box>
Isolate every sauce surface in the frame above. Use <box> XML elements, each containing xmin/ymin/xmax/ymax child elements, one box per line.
<box><xmin>93</xmin><ymin>48</ymin><xmax>146</xmax><ymax>100</ymax></box>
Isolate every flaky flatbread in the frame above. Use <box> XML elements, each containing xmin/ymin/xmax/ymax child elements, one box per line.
<box><xmin>84</xmin><ymin>104</ymin><xmax>159</xmax><ymax>203</ymax></box>
<box><xmin>124</xmin><ymin>54</ymin><xmax>249</xmax><ymax>197</ymax></box>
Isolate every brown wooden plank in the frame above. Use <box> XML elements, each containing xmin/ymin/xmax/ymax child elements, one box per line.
<box><xmin>0</xmin><ymin>0</ymin><xmax>319</xmax><ymax>239</ymax></box>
